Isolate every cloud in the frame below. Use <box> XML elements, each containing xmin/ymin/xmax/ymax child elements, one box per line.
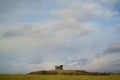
<box><xmin>53</xmin><ymin>18</ymin><xmax>96</xmax><ymax>37</ymax></box>
<box><xmin>84</xmin><ymin>54</ymin><xmax>120</xmax><ymax>72</ymax></box>
<box><xmin>51</xmin><ymin>0</ymin><xmax>118</xmax><ymax>21</ymax></box>
<box><xmin>0</xmin><ymin>18</ymin><xmax>97</xmax><ymax>40</ymax></box>
<box><xmin>0</xmin><ymin>18</ymin><xmax>98</xmax><ymax>58</ymax></box>
<box><xmin>1</xmin><ymin>26</ymin><xmax>31</xmax><ymax>38</ymax></box>
<box><xmin>0</xmin><ymin>25</ymin><xmax>50</xmax><ymax>39</ymax></box>
<box><xmin>105</xmin><ymin>42</ymin><xmax>120</xmax><ymax>53</ymax></box>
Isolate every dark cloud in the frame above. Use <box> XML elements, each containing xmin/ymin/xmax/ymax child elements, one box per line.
<box><xmin>68</xmin><ymin>58</ymin><xmax>90</xmax><ymax>67</ymax></box>
<box><xmin>1</xmin><ymin>29</ymin><xmax>23</xmax><ymax>38</ymax></box>
<box><xmin>105</xmin><ymin>42</ymin><xmax>120</xmax><ymax>53</ymax></box>
<box><xmin>1</xmin><ymin>26</ymin><xmax>31</xmax><ymax>38</ymax></box>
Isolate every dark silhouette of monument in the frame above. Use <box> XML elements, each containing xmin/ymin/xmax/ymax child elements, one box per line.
<box><xmin>55</xmin><ymin>65</ymin><xmax>63</xmax><ymax>70</ymax></box>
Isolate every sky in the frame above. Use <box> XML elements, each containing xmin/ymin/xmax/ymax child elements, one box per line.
<box><xmin>0</xmin><ymin>0</ymin><xmax>120</xmax><ymax>74</ymax></box>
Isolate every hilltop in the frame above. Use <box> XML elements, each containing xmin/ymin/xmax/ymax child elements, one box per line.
<box><xmin>28</xmin><ymin>70</ymin><xmax>110</xmax><ymax>75</ymax></box>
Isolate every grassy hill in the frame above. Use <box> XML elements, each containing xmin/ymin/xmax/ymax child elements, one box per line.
<box><xmin>28</xmin><ymin>70</ymin><xmax>110</xmax><ymax>75</ymax></box>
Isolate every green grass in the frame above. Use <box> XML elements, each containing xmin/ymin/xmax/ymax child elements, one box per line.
<box><xmin>0</xmin><ymin>74</ymin><xmax>120</xmax><ymax>80</ymax></box>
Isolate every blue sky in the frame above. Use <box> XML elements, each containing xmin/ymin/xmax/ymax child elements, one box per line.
<box><xmin>0</xmin><ymin>0</ymin><xmax>120</xmax><ymax>74</ymax></box>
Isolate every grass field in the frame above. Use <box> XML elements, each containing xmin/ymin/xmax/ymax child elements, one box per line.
<box><xmin>0</xmin><ymin>74</ymin><xmax>120</xmax><ymax>80</ymax></box>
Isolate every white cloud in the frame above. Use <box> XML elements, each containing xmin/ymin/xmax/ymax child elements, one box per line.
<box><xmin>84</xmin><ymin>54</ymin><xmax>120</xmax><ymax>72</ymax></box>
<box><xmin>53</xmin><ymin>18</ymin><xmax>96</xmax><ymax>37</ymax></box>
<box><xmin>51</xmin><ymin>0</ymin><xmax>118</xmax><ymax>21</ymax></box>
